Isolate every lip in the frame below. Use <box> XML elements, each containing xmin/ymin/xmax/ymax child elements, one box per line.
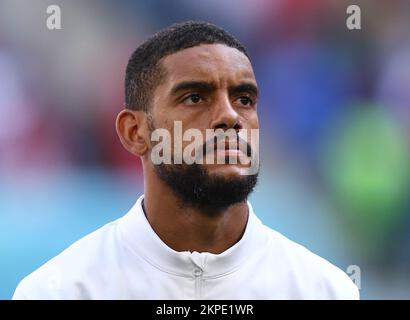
<box><xmin>221</xmin><ymin>149</ymin><xmax>243</xmax><ymax>156</ymax></box>
<box><xmin>214</xmin><ymin>148</ymin><xmax>247</xmax><ymax>157</ymax></box>
<box><xmin>212</xmin><ymin>140</ymin><xmax>240</xmax><ymax>150</ymax></box>
<box><xmin>204</xmin><ymin>140</ymin><xmax>249</xmax><ymax>156</ymax></box>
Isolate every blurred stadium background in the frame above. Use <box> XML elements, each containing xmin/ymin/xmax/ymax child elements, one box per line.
<box><xmin>1</xmin><ymin>0</ymin><xmax>410</xmax><ymax>299</ymax></box>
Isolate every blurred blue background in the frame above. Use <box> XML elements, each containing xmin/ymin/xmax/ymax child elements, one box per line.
<box><xmin>1</xmin><ymin>0</ymin><xmax>410</xmax><ymax>299</ymax></box>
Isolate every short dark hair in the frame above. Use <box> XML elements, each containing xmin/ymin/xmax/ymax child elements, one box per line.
<box><xmin>124</xmin><ymin>21</ymin><xmax>250</xmax><ymax>111</ymax></box>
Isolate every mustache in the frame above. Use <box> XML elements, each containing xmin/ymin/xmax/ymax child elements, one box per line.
<box><xmin>200</xmin><ymin>134</ymin><xmax>252</xmax><ymax>157</ymax></box>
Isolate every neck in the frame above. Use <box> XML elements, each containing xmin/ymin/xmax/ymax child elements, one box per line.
<box><xmin>142</xmin><ymin>165</ymin><xmax>249</xmax><ymax>254</ymax></box>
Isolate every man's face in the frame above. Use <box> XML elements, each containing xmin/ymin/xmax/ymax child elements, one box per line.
<box><xmin>150</xmin><ymin>44</ymin><xmax>259</xmax><ymax>174</ymax></box>
<box><xmin>148</xmin><ymin>43</ymin><xmax>259</xmax><ymax>210</ymax></box>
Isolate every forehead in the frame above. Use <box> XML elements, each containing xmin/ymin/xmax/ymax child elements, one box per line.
<box><xmin>159</xmin><ymin>44</ymin><xmax>256</xmax><ymax>87</ymax></box>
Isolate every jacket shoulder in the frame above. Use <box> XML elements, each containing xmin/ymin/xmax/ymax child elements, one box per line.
<box><xmin>262</xmin><ymin>225</ymin><xmax>360</xmax><ymax>299</ymax></box>
<box><xmin>13</xmin><ymin>219</ymin><xmax>121</xmax><ymax>300</ymax></box>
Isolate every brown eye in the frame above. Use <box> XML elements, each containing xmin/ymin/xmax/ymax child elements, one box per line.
<box><xmin>237</xmin><ymin>96</ymin><xmax>253</xmax><ymax>106</ymax></box>
<box><xmin>183</xmin><ymin>94</ymin><xmax>202</xmax><ymax>105</ymax></box>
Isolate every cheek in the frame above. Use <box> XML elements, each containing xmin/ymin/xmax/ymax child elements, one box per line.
<box><xmin>241</xmin><ymin>111</ymin><xmax>259</xmax><ymax>129</ymax></box>
<box><xmin>151</xmin><ymin>110</ymin><xmax>173</xmax><ymax>131</ymax></box>
<box><xmin>253</xmin><ymin>116</ymin><xmax>260</xmax><ymax>128</ymax></box>
<box><xmin>177</xmin><ymin>112</ymin><xmax>211</xmax><ymax>133</ymax></box>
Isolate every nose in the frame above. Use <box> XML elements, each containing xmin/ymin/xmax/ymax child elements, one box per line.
<box><xmin>209</xmin><ymin>95</ymin><xmax>242</xmax><ymax>131</ymax></box>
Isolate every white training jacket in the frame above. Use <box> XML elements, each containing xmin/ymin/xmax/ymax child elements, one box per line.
<box><xmin>13</xmin><ymin>195</ymin><xmax>359</xmax><ymax>300</ymax></box>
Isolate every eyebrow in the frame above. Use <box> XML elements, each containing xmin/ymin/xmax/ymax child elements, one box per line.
<box><xmin>229</xmin><ymin>83</ymin><xmax>258</xmax><ymax>97</ymax></box>
<box><xmin>169</xmin><ymin>80</ymin><xmax>259</xmax><ymax>98</ymax></box>
<box><xmin>170</xmin><ymin>81</ymin><xmax>216</xmax><ymax>96</ymax></box>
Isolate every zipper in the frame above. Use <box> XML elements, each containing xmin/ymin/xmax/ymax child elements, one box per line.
<box><xmin>193</xmin><ymin>268</ymin><xmax>203</xmax><ymax>299</ymax></box>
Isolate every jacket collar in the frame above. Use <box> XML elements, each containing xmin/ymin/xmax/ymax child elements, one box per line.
<box><xmin>118</xmin><ymin>195</ymin><xmax>266</xmax><ymax>278</ymax></box>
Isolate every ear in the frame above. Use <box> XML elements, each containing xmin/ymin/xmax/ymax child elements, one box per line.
<box><xmin>116</xmin><ymin>109</ymin><xmax>150</xmax><ymax>156</ymax></box>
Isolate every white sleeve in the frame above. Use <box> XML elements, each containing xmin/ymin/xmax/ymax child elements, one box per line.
<box><xmin>12</xmin><ymin>272</ymin><xmax>67</xmax><ymax>300</ymax></box>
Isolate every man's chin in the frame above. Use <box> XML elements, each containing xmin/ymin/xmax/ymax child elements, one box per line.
<box><xmin>154</xmin><ymin>162</ymin><xmax>258</xmax><ymax>212</ymax></box>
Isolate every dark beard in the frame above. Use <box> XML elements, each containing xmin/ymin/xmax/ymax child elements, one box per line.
<box><xmin>154</xmin><ymin>163</ymin><xmax>258</xmax><ymax>213</ymax></box>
